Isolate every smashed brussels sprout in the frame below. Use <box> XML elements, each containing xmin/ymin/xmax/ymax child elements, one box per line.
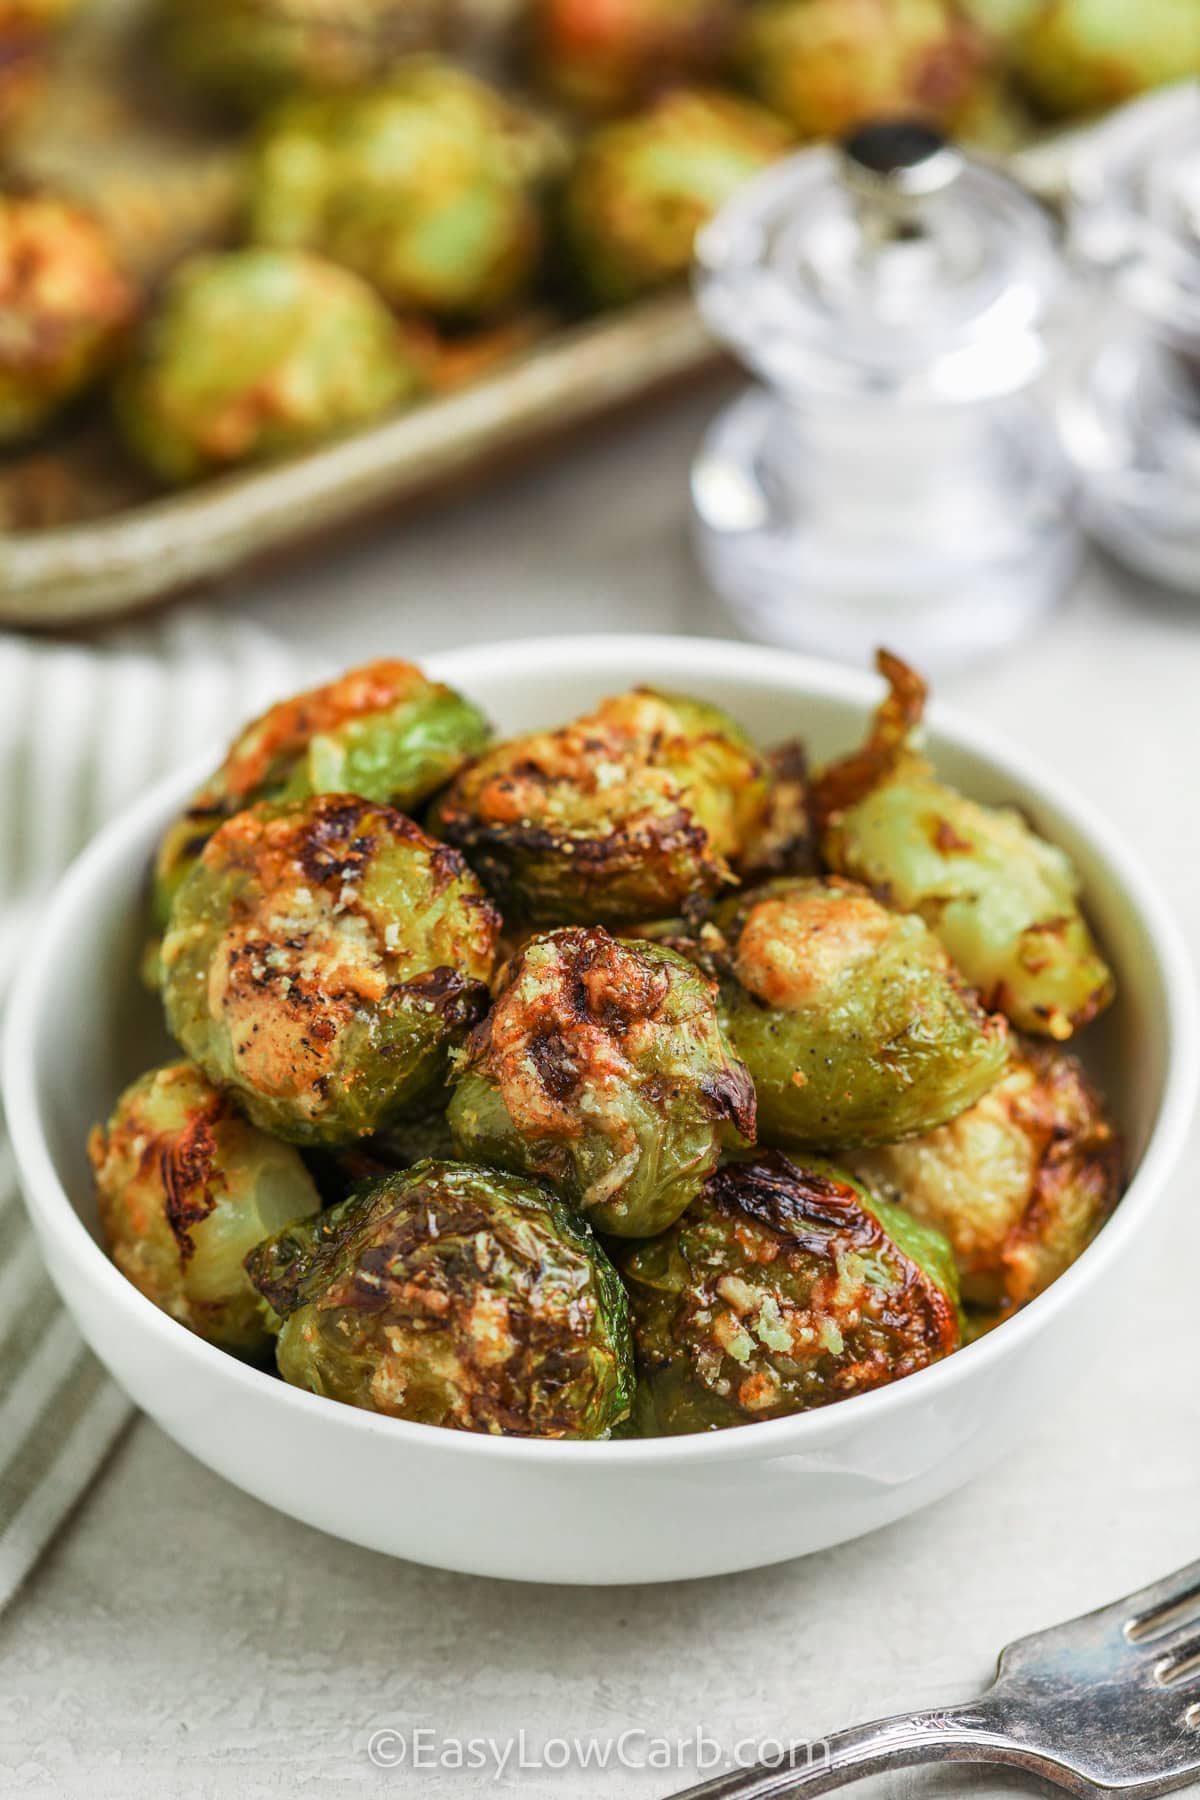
<box><xmin>849</xmin><ymin>1037</ymin><xmax>1121</xmax><ymax>1310</ymax></box>
<box><xmin>88</xmin><ymin>1061</ymin><xmax>320</xmax><ymax>1356</ymax></box>
<box><xmin>246</xmin><ymin>65</ymin><xmax>547</xmax><ymax>319</ymax></box>
<box><xmin>247</xmin><ymin>1160</ymin><xmax>634</xmax><ymax>1435</ymax></box>
<box><xmin>709</xmin><ymin>876</ymin><xmax>1010</xmax><ymax>1150</ymax></box>
<box><xmin>115</xmin><ymin>248</ymin><xmax>423</xmax><ymax>483</ymax></box>
<box><xmin>164</xmin><ymin>0</ymin><xmax>442</xmax><ymax>112</ymax></box>
<box><xmin>152</xmin><ymin>658</ymin><xmax>490</xmax><ymax>929</ymax></box>
<box><xmin>738</xmin><ymin>0</ymin><xmax>989</xmax><ymax>140</ymax></box>
<box><xmin>618</xmin><ymin>1150</ymin><xmax>960</xmax><ymax>1433</ymax></box>
<box><xmin>1014</xmin><ymin>0</ymin><xmax>1200</xmax><ymax>118</ymax></box>
<box><xmin>0</xmin><ymin>192</ymin><xmax>138</xmax><ymax>444</ymax></box>
<box><xmin>528</xmin><ymin>0</ymin><xmax>741</xmax><ymax>115</ymax></box>
<box><xmin>561</xmin><ymin>88</ymin><xmax>790</xmax><ymax>306</ymax></box>
<box><xmin>430</xmin><ymin>686</ymin><xmax>769</xmax><ymax>925</ymax></box>
<box><xmin>161</xmin><ymin>795</ymin><xmax>499</xmax><ymax>1145</ymax></box>
<box><xmin>816</xmin><ymin>653</ymin><xmax>1115</xmax><ymax>1040</ymax></box>
<box><xmin>448</xmin><ymin>926</ymin><xmax>756</xmax><ymax>1236</ymax></box>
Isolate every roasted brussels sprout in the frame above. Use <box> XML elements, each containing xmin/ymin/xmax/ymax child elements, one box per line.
<box><xmin>816</xmin><ymin>653</ymin><xmax>1116</xmax><ymax>1040</ymax></box>
<box><xmin>0</xmin><ymin>192</ymin><xmax>138</xmax><ymax>444</ymax></box>
<box><xmin>448</xmin><ymin>926</ymin><xmax>755</xmax><ymax>1236</ymax></box>
<box><xmin>849</xmin><ymin>1037</ymin><xmax>1121</xmax><ymax>1310</ymax></box>
<box><xmin>707</xmin><ymin>876</ymin><xmax>1010</xmax><ymax>1150</ymax></box>
<box><xmin>959</xmin><ymin>0</ymin><xmax>1040</xmax><ymax>37</ymax></box>
<box><xmin>528</xmin><ymin>0</ymin><xmax>740</xmax><ymax>115</ymax></box>
<box><xmin>1014</xmin><ymin>0</ymin><xmax>1200</xmax><ymax>118</ymax></box>
<box><xmin>618</xmin><ymin>1150</ymin><xmax>960</xmax><ymax>1433</ymax></box>
<box><xmin>152</xmin><ymin>659</ymin><xmax>490</xmax><ymax>930</ymax></box>
<box><xmin>88</xmin><ymin>1060</ymin><xmax>321</xmax><ymax>1357</ymax></box>
<box><xmin>247</xmin><ymin>1160</ymin><xmax>635</xmax><ymax>1435</ymax></box>
<box><xmin>115</xmin><ymin>247</ymin><xmax>424</xmax><ymax>484</ymax></box>
<box><xmin>161</xmin><ymin>794</ymin><xmax>499</xmax><ymax>1145</ymax></box>
<box><xmin>561</xmin><ymin>88</ymin><xmax>791</xmax><ymax>306</ymax></box>
<box><xmin>164</xmin><ymin>0</ymin><xmax>442</xmax><ymax>112</ymax></box>
<box><xmin>738</xmin><ymin>0</ymin><xmax>990</xmax><ymax>140</ymax></box>
<box><xmin>246</xmin><ymin>65</ymin><xmax>547</xmax><ymax>319</ymax></box>
<box><xmin>430</xmin><ymin>686</ymin><xmax>770</xmax><ymax>926</ymax></box>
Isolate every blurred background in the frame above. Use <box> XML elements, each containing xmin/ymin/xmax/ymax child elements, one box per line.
<box><xmin>0</xmin><ymin>0</ymin><xmax>1197</xmax><ymax>642</ymax></box>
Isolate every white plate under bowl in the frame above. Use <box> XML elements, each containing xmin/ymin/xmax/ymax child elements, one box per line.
<box><xmin>4</xmin><ymin>636</ymin><xmax>1196</xmax><ymax>1584</ymax></box>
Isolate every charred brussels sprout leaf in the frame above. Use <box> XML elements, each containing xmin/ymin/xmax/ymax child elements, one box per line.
<box><xmin>618</xmin><ymin>1150</ymin><xmax>960</xmax><ymax>1433</ymax></box>
<box><xmin>88</xmin><ymin>1061</ymin><xmax>320</xmax><ymax>1356</ymax></box>
<box><xmin>738</xmin><ymin>0</ymin><xmax>991</xmax><ymax>141</ymax></box>
<box><xmin>735</xmin><ymin>737</ymin><xmax>816</xmax><ymax>882</ymax></box>
<box><xmin>448</xmin><ymin>926</ymin><xmax>756</xmax><ymax>1237</ymax></box>
<box><xmin>430</xmin><ymin>686</ymin><xmax>770</xmax><ymax>926</ymax></box>
<box><xmin>816</xmin><ymin>652</ymin><xmax>1115</xmax><ymax>1040</ymax></box>
<box><xmin>246</xmin><ymin>1160</ymin><xmax>635</xmax><ymax>1436</ymax></box>
<box><xmin>1014</xmin><ymin>0</ymin><xmax>1200</xmax><ymax>118</ymax></box>
<box><xmin>161</xmin><ymin>795</ymin><xmax>499</xmax><ymax>1146</ymax></box>
<box><xmin>849</xmin><ymin>1036</ymin><xmax>1122</xmax><ymax>1310</ymax></box>
<box><xmin>0</xmin><ymin>192</ymin><xmax>138</xmax><ymax>445</ymax></box>
<box><xmin>561</xmin><ymin>88</ymin><xmax>791</xmax><ymax>306</ymax></box>
<box><xmin>115</xmin><ymin>248</ymin><xmax>425</xmax><ymax>485</ymax></box>
<box><xmin>246</xmin><ymin>65</ymin><xmax>550</xmax><ymax>319</ymax></box>
<box><xmin>711</xmin><ymin>876</ymin><xmax>1010</xmax><ymax>1150</ymax></box>
<box><xmin>152</xmin><ymin>658</ymin><xmax>491</xmax><ymax>928</ymax></box>
<box><xmin>529</xmin><ymin>0</ymin><xmax>742</xmax><ymax>115</ymax></box>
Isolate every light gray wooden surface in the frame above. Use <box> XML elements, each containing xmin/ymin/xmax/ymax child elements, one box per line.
<box><xmin>4</xmin><ymin>389</ymin><xmax>1199</xmax><ymax>1799</ymax></box>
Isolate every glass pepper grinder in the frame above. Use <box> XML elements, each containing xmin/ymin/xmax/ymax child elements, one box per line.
<box><xmin>1058</xmin><ymin>84</ymin><xmax>1200</xmax><ymax>595</ymax></box>
<box><xmin>690</xmin><ymin>120</ymin><xmax>1079</xmax><ymax>673</ymax></box>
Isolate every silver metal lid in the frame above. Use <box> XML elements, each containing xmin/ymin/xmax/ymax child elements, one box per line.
<box><xmin>693</xmin><ymin>118</ymin><xmax>1063</xmax><ymax>405</ymax></box>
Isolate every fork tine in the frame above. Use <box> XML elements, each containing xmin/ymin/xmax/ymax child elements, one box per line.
<box><xmin>1123</xmin><ymin>1564</ymin><xmax>1200</xmax><ymax>1644</ymax></box>
<box><xmin>1152</xmin><ymin>1632</ymin><xmax>1200</xmax><ymax>1688</ymax></box>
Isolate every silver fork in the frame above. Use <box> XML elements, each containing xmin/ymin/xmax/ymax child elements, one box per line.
<box><xmin>670</xmin><ymin>1559</ymin><xmax>1200</xmax><ymax>1799</ymax></box>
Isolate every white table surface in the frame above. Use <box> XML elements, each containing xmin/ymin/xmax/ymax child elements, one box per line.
<box><xmin>4</xmin><ymin>387</ymin><xmax>1200</xmax><ymax>1800</ymax></box>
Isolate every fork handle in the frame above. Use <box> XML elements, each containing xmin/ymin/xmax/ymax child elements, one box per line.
<box><xmin>667</xmin><ymin>1704</ymin><xmax>1085</xmax><ymax>1799</ymax></box>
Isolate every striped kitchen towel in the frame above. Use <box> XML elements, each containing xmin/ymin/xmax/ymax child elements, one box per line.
<box><xmin>0</xmin><ymin>608</ymin><xmax>296</xmax><ymax>1611</ymax></box>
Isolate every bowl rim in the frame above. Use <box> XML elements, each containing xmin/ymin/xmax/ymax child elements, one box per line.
<box><xmin>5</xmin><ymin>631</ymin><xmax>1197</xmax><ymax>1468</ymax></box>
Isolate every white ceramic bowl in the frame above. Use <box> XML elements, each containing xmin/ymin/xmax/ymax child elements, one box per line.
<box><xmin>5</xmin><ymin>636</ymin><xmax>1196</xmax><ymax>1585</ymax></box>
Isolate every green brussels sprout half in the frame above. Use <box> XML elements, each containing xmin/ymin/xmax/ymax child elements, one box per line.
<box><xmin>528</xmin><ymin>0</ymin><xmax>741</xmax><ymax>116</ymax></box>
<box><xmin>246</xmin><ymin>1159</ymin><xmax>635</xmax><ymax>1436</ymax></box>
<box><xmin>849</xmin><ymin>1036</ymin><xmax>1122</xmax><ymax>1310</ymax></box>
<box><xmin>816</xmin><ymin>652</ymin><xmax>1116</xmax><ymax>1040</ymax></box>
<box><xmin>246</xmin><ymin>64</ymin><xmax>548</xmax><ymax>319</ymax></box>
<box><xmin>163</xmin><ymin>0</ymin><xmax>443</xmax><ymax>113</ymax></box>
<box><xmin>1014</xmin><ymin>0</ymin><xmax>1200</xmax><ymax>119</ymax></box>
<box><xmin>88</xmin><ymin>1060</ymin><xmax>320</xmax><ymax>1357</ymax></box>
<box><xmin>448</xmin><ymin>926</ymin><xmax>756</xmax><ymax>1237</ymax></box>
<box><xmin>618</xmin><ymin>1150</ymin><xmax>961</xmax><ymax>1433</ymax></box>
<box><xmin>0</xmin><ymin>192</ymin><xmax>138</xmax><ymax>444</ymax></box>
<box><xmin>151</xmin><ymin>658</ymin><xmax>491</xmax><ymax>930</ymax></box>
<box><xmin>708</xmin><ymin>875</ymin><xmax>1010</xmax><ymax>1150</ymax></box>
<box><xmin>430</xmin><ymin>686</ymin><xmax>771</xmax><ymax>926</ymax></box>
<box><xmin>561</xmin><ymin>88</ymin><xmax>791</xmax><ymax>307</ymax></box>
<box><xmin>161</xmin><ymin>794</ymin><xmax>499</xmax><ymax>1146</ymax></box>
<box><xmin>738</xmin><ymin>0</ymin><xmax>991</xmax><ymax>141</ymax></box>
<box><xmin>115</xmin><ymin>248</ymin><xmax>425</xmax><ymax>485</ymax></box>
